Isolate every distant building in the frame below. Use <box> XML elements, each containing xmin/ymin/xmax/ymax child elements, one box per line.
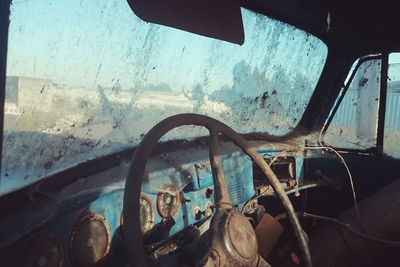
<box><xmin>5</xmin><ymin>76</ymin><xmax>54</xmax><ymax>113</ymax></box>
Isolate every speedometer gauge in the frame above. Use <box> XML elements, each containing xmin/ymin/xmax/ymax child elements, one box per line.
<box><xmin>156</xmin><ymin>185</ymin><xmax>181</xmax><ymax>218</ymax></box>
<box><xmin>139</xmin><ymin>194</ymin><xmax>154</xmax><ymax>233</ymax></box>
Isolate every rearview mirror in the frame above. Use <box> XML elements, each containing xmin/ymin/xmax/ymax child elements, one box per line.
<box><xmin>126</xmin><ymin>0</ymin><xmax>244</xmax><ymax>45</ymax></box>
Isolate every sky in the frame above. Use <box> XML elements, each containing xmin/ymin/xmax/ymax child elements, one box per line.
<box><xmin>6</xmin><ymin>0</ymin><xmax>327</xmax><ymax>93</ymax></box>
<box><xmin>390</xmin><ymin>53</ymin><xmax>400</xmax><ymax>64</ymax></box>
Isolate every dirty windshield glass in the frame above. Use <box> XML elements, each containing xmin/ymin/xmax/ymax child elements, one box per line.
<box><xmin>2</xmin><ymin>0</ymin><xmax>327</xmax><ymax>195</ymax></box>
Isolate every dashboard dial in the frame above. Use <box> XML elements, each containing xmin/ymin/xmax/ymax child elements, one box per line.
<box><xmin>139</xmin><ymin>194</ymin><xmax>154</xmax><ymax>233</ymax></box>
<box><xmin>157</xmin><ymin>185</ymin><xmax>181</xmax><ymax>218</ymax></box>
<box><xmin>69</xmin><ymin>212</ymin><xmax>111</xmax><ymax>266</ymax></box>
<box><xmin>23</xmin><ymin>235</ymin><xmax>63</xmax><ymax>267</ymax></box>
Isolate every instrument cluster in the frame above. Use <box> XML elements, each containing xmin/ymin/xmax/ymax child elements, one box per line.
<box><xmin>0</xmin><ymin>144</ymin><xmax>261</xmax><ymax>266</ymax></box>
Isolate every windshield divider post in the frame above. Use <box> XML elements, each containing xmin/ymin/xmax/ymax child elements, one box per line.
<box><xmin>0</xmin><ymin>0</ymin><xmax>11</xmax><ymax>173</ymax></box>
<box><xmin>376</xmin><ymin>52</ymin><xmax>389</xmax><ymax>155</ymax></box>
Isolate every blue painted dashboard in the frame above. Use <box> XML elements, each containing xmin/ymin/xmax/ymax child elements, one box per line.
<box><xmin>0</xmin><ymin>142</ymin><xmax>304</xmax><ymax>266</ymax></box>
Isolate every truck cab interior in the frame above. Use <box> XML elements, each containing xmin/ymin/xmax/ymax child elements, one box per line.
<box><xmin>1</xmin><ymin>0</ymin><xmax>400</xmax><ymax>266</ymax></box>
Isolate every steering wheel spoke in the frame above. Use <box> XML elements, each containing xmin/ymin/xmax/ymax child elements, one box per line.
<box><xmin>208</xmin><ymin>130</ymin><xmax>232</xmax><ymax>209</ymax></box>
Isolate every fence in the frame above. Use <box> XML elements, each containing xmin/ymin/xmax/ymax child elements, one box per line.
<box><xmin>278</xmin><ymin>91</ymin><xmax>400</xmax><ymax>131</ymax></box>
<box><xmin>330</xmin><ymin>92</ymin><xmax>400</xmax><ymax>131</ymax></box>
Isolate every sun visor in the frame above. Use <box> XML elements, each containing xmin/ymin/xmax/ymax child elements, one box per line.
<box><xmin>126</xmin><ymin>0</ymin><xmax>244</xmax><ymax>45</ymax></box>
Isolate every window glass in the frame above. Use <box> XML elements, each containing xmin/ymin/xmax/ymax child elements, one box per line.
<box><xmin>384</xmin><ymin>52</ymin><xmax>400</xmax><ymax>157</ymax></box>
<box><xmin>325</xmin><ymin>59</ymin><xmax>381</xmax><ymax>149</ymax></box>
<box><xmin>2</xmin><ymin>0</ymin><xmax>327</xmax><ymax>195</ymax></box>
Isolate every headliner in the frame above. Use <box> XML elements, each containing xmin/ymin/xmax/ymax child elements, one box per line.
<box><xmin>245</xmin><ymin>0</ymin><xmax>400</xmax><ymax>55</ymax></box>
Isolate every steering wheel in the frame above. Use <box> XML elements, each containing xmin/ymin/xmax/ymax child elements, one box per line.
<box><xmin>122</xmin><ymin>113</ymin><xmax>312</xmax><ymax>267</ymax></box>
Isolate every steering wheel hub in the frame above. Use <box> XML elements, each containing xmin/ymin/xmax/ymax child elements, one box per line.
<box><xmin>227</xmin><ymin>213</ymin><xmax>257</xmax><ymax>259</ymax></box>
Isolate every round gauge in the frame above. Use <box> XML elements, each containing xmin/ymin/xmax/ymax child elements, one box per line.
<box><xmin>69</xmin><ymin>212</ymin><xmax>111</xmax><ymax>266</ymax></box>
<box><xmin>23</xmin><ymin>235</ymin><xmax>63</xmax><ymax>267</ymax></box>
<box><xmin>156</xmin><ymin>185</ymin><xmax>181</xmax><ymax>218</ymax></box>
<box><xmin>139</xmin><ymin>194</ymin><xmax>154</xmax><ymax>233</ymax></box>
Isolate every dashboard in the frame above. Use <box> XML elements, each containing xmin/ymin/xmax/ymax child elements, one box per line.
<box><xmin>0</xmin><ymin>141</ymin><xmax>305</xmax><ymax>266</ymax></box>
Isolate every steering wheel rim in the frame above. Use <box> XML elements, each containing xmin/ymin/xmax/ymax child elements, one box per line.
<box><xmin>122</xmin><ymin>113</ymin><xmax>312</xmax><ymax>267</ymax></box>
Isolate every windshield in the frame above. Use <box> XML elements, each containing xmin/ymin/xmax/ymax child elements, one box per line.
<box><xmin>1</xmin><ymin>0</ymin><xmax>327</xmax><ymax>195</ymax></box>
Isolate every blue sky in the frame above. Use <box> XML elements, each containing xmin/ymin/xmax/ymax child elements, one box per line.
<box><xmin>6</xmin><ymin>0</ymin><xmax>326</xmax><ymax>93</ymax></box>
<box><xmin>390</xmin><ymin>53</ymin><xmax>400</xmax><ymax>64</ymax></box>
<box><xmin>8</xmin><ymin>0</ymin><xmax>150</xmax><ymax>89</ymax></box>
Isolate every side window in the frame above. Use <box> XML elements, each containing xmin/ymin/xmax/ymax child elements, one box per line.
<box><xmin>384</xmin><ymin>53</ymin><xmax>400</xmax><ymax>158</ymax></box>
<box><xmin>324</xmin><ymin>58</ymin><xmax>381</xmax><ymax>150</ymax></box>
